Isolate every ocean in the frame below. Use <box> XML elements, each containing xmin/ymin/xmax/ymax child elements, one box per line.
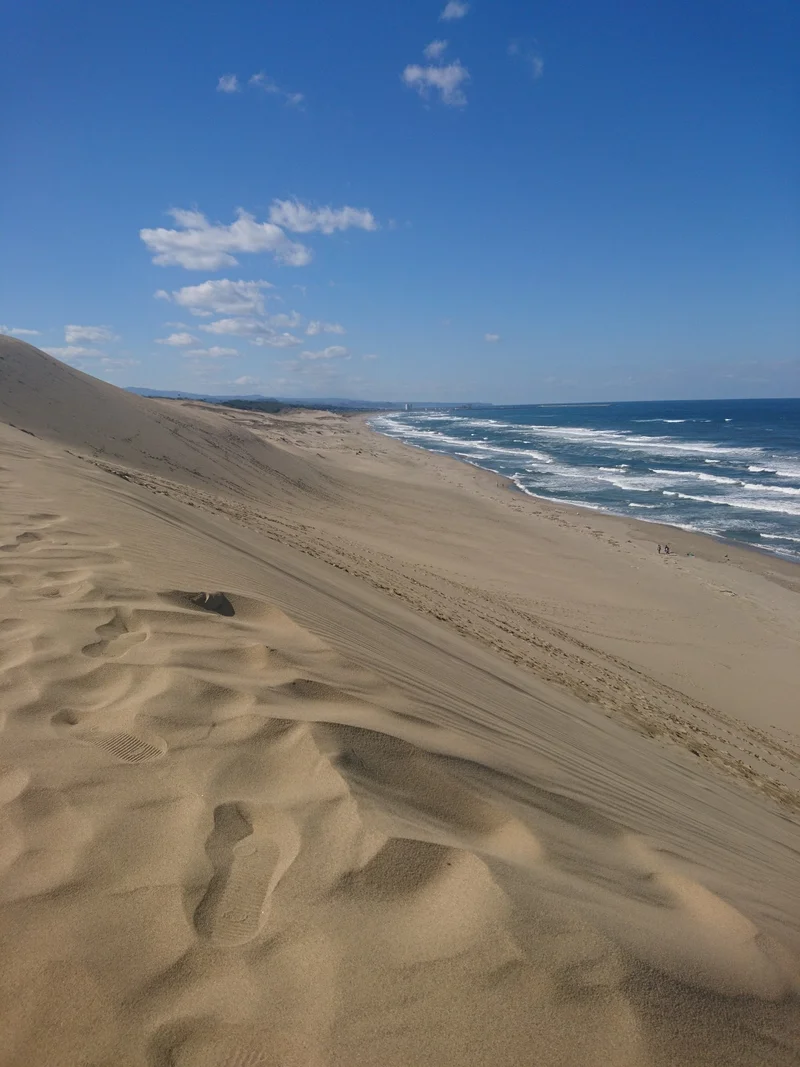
<box><xmin>371</xmin><ymin>398</ymin><xmax>800</xmax><ymax>561</ymax></box>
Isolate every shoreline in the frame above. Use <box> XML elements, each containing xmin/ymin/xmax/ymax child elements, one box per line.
<box><xmin>363</xmin><ymin>414</ymin><xmax>800</xmax><ymax>581</ymax></box>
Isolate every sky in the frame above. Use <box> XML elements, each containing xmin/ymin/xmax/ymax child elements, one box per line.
<box><xmin>2</xmin><ymin>0</ymin><xmax>798</xmax><ymax>403</ymax></box>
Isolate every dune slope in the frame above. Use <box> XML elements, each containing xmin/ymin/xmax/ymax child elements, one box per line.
<box><xmin>0</xmin><ymin>340</ymin><xmax>798</xmax><ymax>1067</ymax></box>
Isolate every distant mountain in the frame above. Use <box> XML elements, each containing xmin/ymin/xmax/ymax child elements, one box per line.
<box><xmin>126</xmin><ymin>388</ymin><xmax>270</xmax><ymax>401</ymax></box>
<box><xmin>125</xmin><ymin>388</ymin><xmax>490</xmax><ymax>410</ymax></box>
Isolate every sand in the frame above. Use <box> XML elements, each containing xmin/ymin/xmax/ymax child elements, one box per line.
<box><xmin>0</xmin><ymin>336</ymin><xmax>798</xmax><ymax>1066</ymax></box>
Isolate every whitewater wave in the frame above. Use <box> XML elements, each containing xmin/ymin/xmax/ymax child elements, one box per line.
<box><xmin>509</xmin><ymin>424</ymin><xmax>760</xmax><ymax>458</ymax></box>
<box><xmin>662</xmin><ymin>491</ymin><xmax>800</xmax><ymax>517</ymax></box>
<box><xmin>371</xmin><ymin>410</ymin><xmax>800</xmax><ymax>558</ymax></box>
<box><xmin>761</xmin><ymin>533</ymin><xmax>800</xmax><ymax>544</ymax></box>
<box><xmin>742</xmin><ymin>482</ymin><xmax>800</xmax><ymax>496</ymax></box>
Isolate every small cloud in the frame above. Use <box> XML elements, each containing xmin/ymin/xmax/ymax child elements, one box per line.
<box><xmin>65</xmin><ymin>324</ymin><xmax>117</xmax><ymax>343</ymax></box>
<box><xmin>217</xmin><ymin>74</ymin><xmax>240</xmax><ymax>93</ymax></box>
<box><xmin>299</xmin><ymin>345</ymin><xmax>349</xmax><ymax>361</ymax></box>
<box><xmin>508</xmin><ymin>40</ymin><xmax>544</xmax><ymax>79</ymax></box>
<box><xmin>424</xmin><ymin>39</ymin><xmax>448</xmax><ymax>61</ymax></box>
<box><xmin>0</xmin><ymin>326</ymin><xmax>40</xmax><ymax>336</ymax></box>
<box><xmin>140</xmin><ymin>207</ymin><xmax>311</xmax><ymax>270</ymax></box>
<box><xmin>440</xmin><ymin>1</ymin><xmax>469</xmax><ymax>20</ymax></box>
<box><xmin>249</xmin><ymin>73</ymin><xmax>304</xmax><ymax>108</ymax></box>
<box><xmin>362</xmin><ymin>353</ymin><xmax>379</xmax><ymax>360</ymax></box>
<box><xmin>185</xmin><ymin>346</ymin><xmax>239</xmax><ymax>358</ymax></box>
<box><xmin>99</xmin><ymin>357</ymin><xmax>140</xmax><ymax>368</ymax></box>
<box><xmin>402</xmin><ymin>60</ymin><xmax>469</xmax><ymax>107</ymax></box>
<box><xmin>200</xmin><ymin>317</ymin><xmax>302</xmax><ymax>347</ymax></box>
<box><xmin>251</xmin><ymin>333</ymin><xmax>303</xmax><ymax>348</ymax></box>
<box><xmin>269</xmin><ymin>199</ymin><xmax>378</xmax><ymax>234</ymax></box>
<box><xmin>484</xmin><ymin>333</ymin><xmax>500</xmax><ymax>342</ymax></box>
<box><xmin>269</xmin><ymin>311</ymin><xmax>302</xmax><ymax>329</ymax></box>
<box><xmin>306</xmin><ymin>320</ymin><xmax>345</xmax><ymax>336</ymax></box>
<box><xmin>231</xmin><ymin>376</ymin><xmax>261</xmax><ymax>386</ymax></box>
<box><xmin>46</xmin><ymin>345</ymin><xmax>105</xmax><ymax>359</ymax></box>
<box><xmin>156</xmin><ymin>332</ymin><xmax>196</xmax><ymax>346</ymax></box>
<box><xmin>156</xmin><ymin>279</ymin><xmax>274</xmax><ymax>317</ymax></box>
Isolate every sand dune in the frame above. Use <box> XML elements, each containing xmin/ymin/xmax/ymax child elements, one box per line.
<box><xmin>1</xmin><ymin>338</ymin><xmax>799</xmax><ymax>1065</ymax></box>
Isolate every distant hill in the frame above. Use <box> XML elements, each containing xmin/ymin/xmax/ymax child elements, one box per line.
<box><xmin>125</xmin><ymin>387</ymin><xmax>490</xmax><ymax>411</ymax></box>
<box><xmin>126</xmin><ymin>387</ymin><xmax>396</xmax><ymax>409</ymax></box>
<box><xmin>126</xmin><ymin>387</ymin><xmax>269</xmax><ymax>402</ymax></box>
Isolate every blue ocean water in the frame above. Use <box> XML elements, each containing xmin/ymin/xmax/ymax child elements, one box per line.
<box><xmin>372</xmin><ymin>399</ymin><xmax>800</xmax><ymax>561</ymax></box>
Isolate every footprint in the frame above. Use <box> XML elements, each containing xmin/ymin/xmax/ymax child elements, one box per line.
<box><xmin>82</xmin><ymin>631</ymin><xmax>147</xmax><ymax>658</ymax></box>
<box><xmin>81</xmin><ymin>609</ymin><xmax>148</xmax><ymax>658</ymax></box>
<box><xmin>194</xmin><ymin>803</ymin><xmax>300</xmax><ymax>947</ymax></box>
<box><xmin>0</xmin><ymin>531</ymin><xmax>43</xmax><ymax>553</ymax></box>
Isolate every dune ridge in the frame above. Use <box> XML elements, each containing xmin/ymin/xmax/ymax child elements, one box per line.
<box><xmin>1</xmin><ymin>338</ymin><xmax>799</xmax><ymax>1065</ymax></box>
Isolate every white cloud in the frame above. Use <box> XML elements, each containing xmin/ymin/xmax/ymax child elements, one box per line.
<box><xmin>424</xmin><ymin>40</ymin><xmax>448</xmax><ymax>60</ymax></box>
<box><xmin>508</xmin><ymin>41</ymin><xmax>544</xmax><ymax>79</ymax></box>
<box><xmin>440</xmin><ymin>1</ymin><xmax>469</xmax><ymax>20</ymax></box>
<box><xmin>249</xmin><ymin>72</ymin><xmax>305</xmax><ymax>107</ymax></box>
<box><xmin>306</xmin><ymin>320</ymin><xmax>345</xmax><ymax>336</ymax></box>
<box><xmin>363</xmin><ymin>353</ymin><xmax>379</xmax><ymax>360</ymax></box>
<box><xmin>269</xmin><ymin>199</ymin><xmax>378</xmax><ymax>234</ymax></box>
<box><xmin>200</xmin><ymin>317</ymin><xmax>303</xmax><ymax>348</ymax></box>
<box><xmin>484</xmin><ymin>333</ymin><xmax>500</xmax><ymax>342</ymax></box>
<box><xmin>402</xmin><ymin>60</ymin><xmax>469</xmax><ymax>106</ymax></box>
<box><xmin>156</xmin><ymin>279</ymin><xmax>274</xmax><ymax>317</ymax></box>
<box><xmin>252</xmin><ymin>332</ymin><xmax>303</xmax><ymax>348</ymax></box>
<box><xmin>46</xmin><ymin>345</ymin><xmax>105</xmax><ymax>359</ymax></box>
<box><xmin>140</xmin><ymin>208</ymin><xmax>312</xmax><ymax>270</ymax></box>
<box><xmin>185</xmin><ymin>346</ymin><xmax>239</xmax><ymax>358</ymax></box>
<box><xmin>299</xmin><ymin>345</ymin><xmax>349</xmax><ymax>361</ymax></box>
<box><xmin>65</xmin><ymin>324</ymin><xmax>117</xmax><ymax>343</ymax></box>
<box><xmin>270</xmin><ymin>311</ymin><xmax>302</xmax><ymax>329</ymax></box>
<box><xmin>217</xmin><ymin>74</ymin><xmax>240</xmax><ymax>93</ymax></box>
<box><xmin>99</xmin><ymin>357</ymin><xmax>140</xmax><ymax>368</ymax></box>
<box><xmin>0</xmin><ymin>326</ymin><xmax>40</xmax><ymax>336</ymax></box>
<box><xmin>156</xmin><ymin>332</ymin><xmax>196</xmax><ymax>346</ymax></box>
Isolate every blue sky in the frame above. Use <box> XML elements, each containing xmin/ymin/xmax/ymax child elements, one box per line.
<box><xmin>2</xmin><ymin>0</ymin><xmax>797</xmax><ymax>402</ymax></box>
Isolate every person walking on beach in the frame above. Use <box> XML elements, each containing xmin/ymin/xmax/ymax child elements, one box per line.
<box><xmin>664</xmin><ymin>543</ymin><xmax>670</xmax><ymax>555</ymax></box>
<box><xmin>657</xmin><ymin>544</ymin><xmax>662</xmax><ymax>554</ymax></box>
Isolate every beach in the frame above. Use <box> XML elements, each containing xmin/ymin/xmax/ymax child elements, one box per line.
<box><xmin>1</xmin><ymin>337</ymin><xmax>799</xmax><ymax>1066</ymax></box>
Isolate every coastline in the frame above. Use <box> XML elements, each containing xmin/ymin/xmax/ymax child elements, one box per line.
<box><xmin>364</xmin><ymin>411</ymin><xmax>800</xmax><ymax>573</ymax></box>
<box><xmin>359</xmin><ymin>413</ymin><xmax>800</xmax><ymax>589</ymax></box>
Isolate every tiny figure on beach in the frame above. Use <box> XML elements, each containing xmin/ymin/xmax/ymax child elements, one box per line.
<box><xmin>657</xmin><ymin>544</ymin><xmax>662</xmax><ymax>554</ymax></box>
<box><xmin>664</xmin><ymin>544</ymin><xmax>671</xmax><ymax>555</ymax></box>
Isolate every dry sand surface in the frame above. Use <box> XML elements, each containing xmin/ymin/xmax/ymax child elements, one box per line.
<box><xmin>1</xmin><ymin>336</ymin><xmax>799</xmax><ymax>1066</ymax></box>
